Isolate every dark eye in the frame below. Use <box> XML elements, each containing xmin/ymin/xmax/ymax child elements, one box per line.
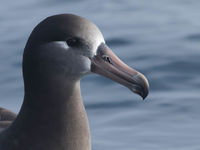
<box><xmin>66</xmin><ymin>38</ymin><xmax>78</xmax><ymax>47</ymax></box>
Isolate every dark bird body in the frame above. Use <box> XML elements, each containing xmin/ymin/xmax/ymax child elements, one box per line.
<box><xmin>0</xmin><ymin>14</ymin><xmax>149</xmax><ymax>150</ymax></box>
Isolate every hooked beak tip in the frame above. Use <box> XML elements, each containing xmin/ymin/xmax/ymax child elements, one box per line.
<box><xmin>130</xmin><ymin>73</ymin><xmax>149</xmax><ymax>100</ymax></box>
<box><xmin>137</xmin><ymin>73</ymin><xmax>149</xmax><ymax>100</ymax></box>
<box><xmin>142</xmin><ymin>90</ymin><xmax>148</xmax><ymax>100</ymax></box>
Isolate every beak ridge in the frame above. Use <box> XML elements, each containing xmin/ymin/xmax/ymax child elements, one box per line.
<box><xmin>91</xmin><ymin>43</ymin><xmax>149</xmax><ymax>100</ymax></box>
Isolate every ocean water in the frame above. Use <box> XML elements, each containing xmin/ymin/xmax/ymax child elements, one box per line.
<box><xmin>0</xmin><ymin>0</ymin><xmax>200</xmax><ymax>149</ymax></box>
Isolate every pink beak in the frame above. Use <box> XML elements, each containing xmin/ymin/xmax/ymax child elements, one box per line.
<box><xmin>91</xmin><ymin>44</ymin><xmax>149</xmax><ymax>100</ymax></box>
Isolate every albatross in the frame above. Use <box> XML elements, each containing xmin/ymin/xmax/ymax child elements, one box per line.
<box><xmin>0</xmin><ymin>14</ymin><xmax>149</xmax><ymax>150</ymax></box>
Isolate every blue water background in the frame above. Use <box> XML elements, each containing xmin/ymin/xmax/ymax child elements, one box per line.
<box><xmin>0</xmin><ymin>0</ymin><xmax>200</xmax><ymax>149</ymax></box>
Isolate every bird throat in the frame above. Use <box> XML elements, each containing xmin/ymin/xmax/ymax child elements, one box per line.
<box><xmin>2</xmin><ymin>79</ymin><xmax>91</xmax><ymax>150</ymax></box>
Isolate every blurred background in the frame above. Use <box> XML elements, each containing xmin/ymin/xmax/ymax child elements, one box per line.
<box><xmin>0</xmin><ymin>0</ymin><xmax>200</xmax><ymax>149</ymax></box>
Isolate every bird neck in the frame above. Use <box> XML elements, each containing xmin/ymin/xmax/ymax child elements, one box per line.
<box><xmin>6</xmin><ymin>78</ymin><xmax>91</xmax><ymax>150</ymax></box>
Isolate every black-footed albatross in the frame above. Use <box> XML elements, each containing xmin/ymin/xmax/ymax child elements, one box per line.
<box><xmin>0</xmin><ymin>14</ymin><xmax>149</xmax><ymax>150</ymax></box>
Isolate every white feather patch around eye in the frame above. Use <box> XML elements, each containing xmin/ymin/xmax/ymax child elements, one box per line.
<box><xmin>39</xmin><ymin>41</ymin><xmax>69</xmax><ymax>51</ymax></box>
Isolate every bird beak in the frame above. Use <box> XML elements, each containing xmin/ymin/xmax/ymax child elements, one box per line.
<box><xmin>91</xmin><ymin>43</ymin><xmax>149</xmax><ymax>99</ymax></box>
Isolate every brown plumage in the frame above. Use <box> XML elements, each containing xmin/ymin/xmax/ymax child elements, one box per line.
<box><xmin>0</xmin><ymin>107</ymin><xmax>16</xmax><ymax>129</ymax></box>
<box><xmin>0</xmin><ymin>14</ymin><xmax>149</xmax><ymax>150</ymax></box>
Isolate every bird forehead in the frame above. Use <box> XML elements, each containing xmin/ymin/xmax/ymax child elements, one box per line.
<box><xmin>58</xmin><ymin>14</ymin><xmax>105</xmax><ymax>43</ymax></box>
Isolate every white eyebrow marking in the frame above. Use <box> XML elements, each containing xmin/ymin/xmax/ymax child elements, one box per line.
<box><xmin>39</xmin><ymin>41</ymin><xmax>69</xmax><ymax>51</ymax></box>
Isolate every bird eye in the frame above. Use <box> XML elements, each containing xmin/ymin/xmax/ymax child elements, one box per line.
<box><xmin>66</xmin><ymin>38</ymin><xmax>78</xmax><ymax>47</ymax></box>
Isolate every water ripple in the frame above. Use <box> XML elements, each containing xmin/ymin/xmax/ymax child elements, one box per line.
<box><xmin>106</xmin><ymin>38</ymin><xmax>132</xmax><ymax>47</ymax></box>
